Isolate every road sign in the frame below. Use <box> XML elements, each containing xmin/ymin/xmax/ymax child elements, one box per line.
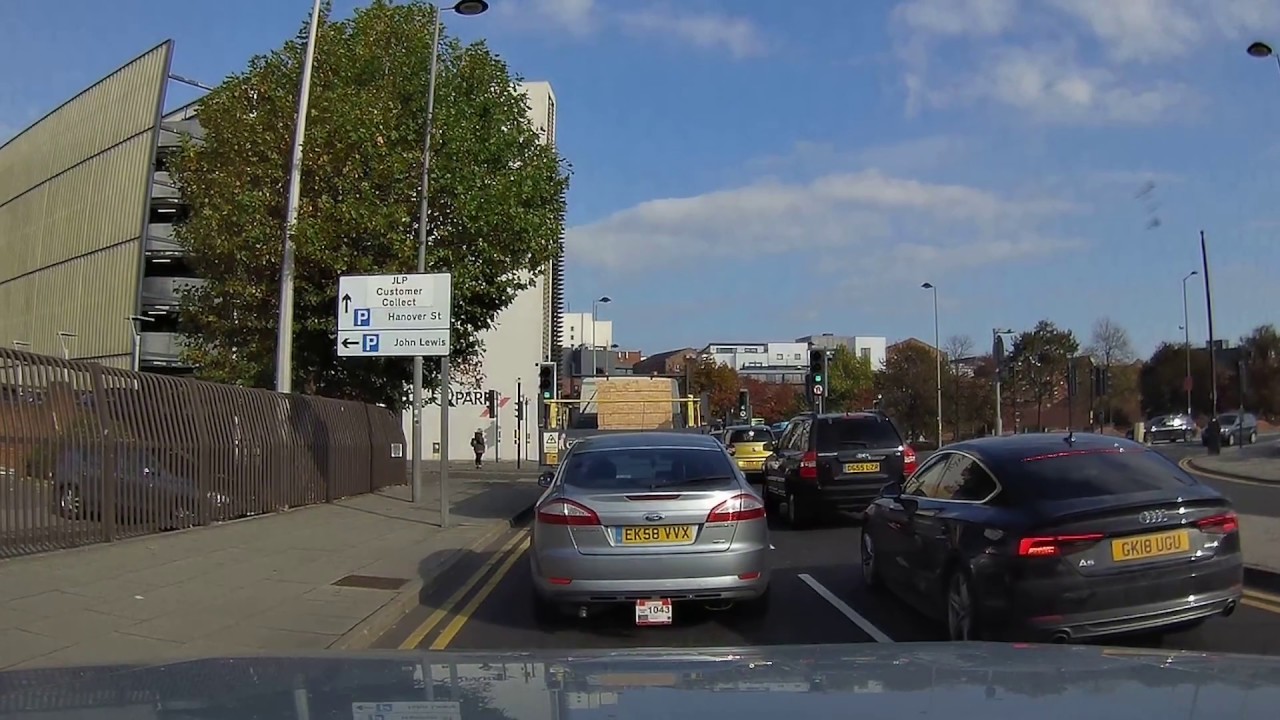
<box><xmin>336</xmin><ymin>273</ymin><xmax>451</xmax><ymax>357</ymax></box>
<box><xmin>813</xmin><ymin>384</ymin><xmax>824</xmax><ymax>396</ymax></box>
<box><xmin>351</xmin><ymin>701</ymin><xmax>461</xmax><ymax>720</ymax></box>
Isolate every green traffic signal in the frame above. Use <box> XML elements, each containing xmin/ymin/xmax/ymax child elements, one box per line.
<box><xmin>542</xmin><ymin>390</ymin><xmax>552</xmax><ymax>399</ymax></box>
<box><xmin>814</xmin><ymin>374</ymin><xmax>822</xmax><ymax>383</ymax></box>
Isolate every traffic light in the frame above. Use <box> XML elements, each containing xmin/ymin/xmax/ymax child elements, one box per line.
<box><xmin>485</xmin><ymin>389</ymin><xmax>498</xmax><ymax>417</ymax></box>
<box><xmin>1093</xmin><ymin>366</ymin><xmax>1109</xmax><ymax>396</ymax></box>
<box><xmin>538</xmin><ymin>362</ymin><xmax>556</xmax><ymax>400</ymax></box>
<box><xmin>737</xmin><ymin>389</ymin><xmax>750</xmax><ymax>420</ymax></box>
<box><xmin>515</xmin><ymin>398</ymin><xmax>524</xmax><ymax>422</ymax></box>
<box><xmin>808</xmin><ymin>348</ymin><xmax>826</xmax><ymax>399</ymax></box>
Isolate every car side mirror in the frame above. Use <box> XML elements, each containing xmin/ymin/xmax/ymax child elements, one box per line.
<box><xmin>899</xmin><ymin>497</ymin><xmax>920</xmax><ymax>514</ymax></box>
<box><xmin>762</xmin><ymin>442</ymin><xmax>774</xmax><ymax>452</ymax></box>
<box><xmin>880</xmin><ymin>480</ymin><xmax>902</xmax><ymax>498</ymax></box>
<box><xmin>537</xmin><ymin>471</ymin><xmax>554</xmax><ymax>488</ymax></box>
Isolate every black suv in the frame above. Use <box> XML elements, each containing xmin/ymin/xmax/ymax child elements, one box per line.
<box><xmin>762</xmin><ymin>411</ymin><xmax>917</xmax><ymax>528</ymax></box>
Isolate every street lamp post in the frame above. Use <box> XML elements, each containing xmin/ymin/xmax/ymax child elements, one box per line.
<box><xmin>1200</xmin><ymin>230</ymin><xmax>1222</xmax><ymax>455</ymax></box>
<box><xmin>1181</xmin><ymin>271</ymin><xmax>1198</xmax><ymax>416</ymax></box>
<box><xmin>1247</xmin><ymin>41</ymin><xmax>1280</xmax><ymax>75</ymax></box>
<box><xmin>591</xmin><ymin>296</ymin><xmax>612</xmax><ymax>375</ymax></box>
<box><xmin>127</xmin><ymin>315</ymin><xmax>156</xmax><ymax>372</ymax></box>
<box><xmin>409</xmin><ymin>0</ymin><xmax>490</xmax><ymax>518</ymax></box>
<box><xmin>56</xmin><ymin>331</ymin><xmax>77</xmax><ymax>360</ymax></box>
<box><xmin>992</xmin><ymin>328</ymin><xmax>1014</xmax><ymax>436</ymax></box>
<box><xmin>921</xmin><ymin>283</ymin><xmax>942</xmax><ymax>447</ymax></box>
<box><xmin>274</xmin><ymin>0</ymin><xmax>324</xmax><ymax>394</ymax></box>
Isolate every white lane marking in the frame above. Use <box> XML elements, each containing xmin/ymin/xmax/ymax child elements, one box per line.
<box><xmin>798</xmin><ymin>573</ymin><xmax>894</xmax><ymax>643</ymax></box>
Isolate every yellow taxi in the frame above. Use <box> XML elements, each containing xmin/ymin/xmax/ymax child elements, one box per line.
<box><xmin>723</xmin><ymin>425</ymin><xmax>775</xmax><ymax>480</ymax></box>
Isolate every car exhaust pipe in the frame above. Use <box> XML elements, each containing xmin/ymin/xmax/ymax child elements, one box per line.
<box><xmin>704</xmin><ymin>601</ymin><xmax>735</xmax><ymax>612</ymax></box>
<box><xmin>1223</xmin><ymin>600</ymin><xmax>1237</xmax><ymax>617</ymax></box>
<box><xmin>1050</xmin><ymin>631</ymin><xmax>1071</xmax><ymax>644</ymax></box>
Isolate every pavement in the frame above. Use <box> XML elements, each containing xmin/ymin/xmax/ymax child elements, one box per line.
<box><xmin>0</xmin><ymin>475</ymin><xmax>544</xmax><ymax>670</ymax></box>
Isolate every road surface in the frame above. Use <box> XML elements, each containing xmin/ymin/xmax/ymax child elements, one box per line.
<box><xmin>375</xmin><ymin>507</ymin><xmax>1280</xmax><ymax>657</ymax></box>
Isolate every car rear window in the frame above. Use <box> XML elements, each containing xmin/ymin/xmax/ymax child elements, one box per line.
<box><xmin>727</xmin><ymin>428</ymin><xmax>772</xmax><ymax>444</ymax></box>
<box><xmin>1003</xmin><ymin>448</ymin><xmax>1195</xmax><ymax>502</ymax></box>
<box><xmin>561</xmin><ymin>447</ymin><xmax>738</xmax><ymax>490</ymax></box>
<box><xmin>1220</xmin><ymin>414</ymin><xmax>1237</xmax><ymax>424</ymax></box>
<box><xmin>812</xmin><ymin>416</ymin><xmax>902</xmax><ymax>449</ymax></box>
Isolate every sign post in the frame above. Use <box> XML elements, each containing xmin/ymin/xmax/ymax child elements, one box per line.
<box><xmin>337</xmin><ymin>273</ymin><xmax>452</xmax><ymax>518</ymax></box>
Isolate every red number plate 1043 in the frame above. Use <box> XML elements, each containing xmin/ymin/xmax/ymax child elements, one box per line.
<box><xmin>635</xmin><ymin>599</ymin><xmax>673</xmax><ymax>626</ymax></box>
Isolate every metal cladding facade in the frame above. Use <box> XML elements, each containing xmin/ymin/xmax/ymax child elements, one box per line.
<box><xmin>0</xmin><ymin>41</ymin><xmax>172</xmax><ymax>367</ymax></box>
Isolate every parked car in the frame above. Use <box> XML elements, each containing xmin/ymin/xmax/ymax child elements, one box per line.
<box><xmin>860</xmin><ymin>432</ymin><xmax>1242</xmax><ymax>643</ymax></box>
<box><xmin>1205</xmin><ymin>412</ymin><xmax>1259</xmax><ymax>447</ymax></box>
<box><xmin>531</xmin><ymin>432</ymin><xmax>771</xmax><ymax>626</ymax></box>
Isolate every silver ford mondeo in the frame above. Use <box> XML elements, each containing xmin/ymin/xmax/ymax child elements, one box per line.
<box><xmin>531</xmin><ymin>432</ymin><xmax>772</xmax><ymax>626</ymax></box>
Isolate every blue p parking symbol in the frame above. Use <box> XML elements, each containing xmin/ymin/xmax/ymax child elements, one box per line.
<box><xmin>362</xmin><ymin>334</ymin><xmax>380</xmax><ymax>353</ymax></box>
<box><xmin>354</xmin><ymin>308</ymin><xmax>372</xmax><ymax>327</ymax></box>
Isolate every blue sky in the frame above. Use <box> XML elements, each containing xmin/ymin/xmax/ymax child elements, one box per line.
<box><xmin>3</xmin><ymin>0</ymin><xmax>1279</xmax><ymax>360</ymax></box>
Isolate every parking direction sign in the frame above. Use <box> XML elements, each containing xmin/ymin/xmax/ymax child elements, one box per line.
<box><xmin>336</xmin><ymin>273</ymin><xmax>452</xmax><ymax>357</ymax></box>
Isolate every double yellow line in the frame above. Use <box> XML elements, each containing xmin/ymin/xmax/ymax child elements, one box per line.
<box><xmin>398</xmin><ymin>527</ymin><xmax>531</xmax><ymax>650</ymax></box>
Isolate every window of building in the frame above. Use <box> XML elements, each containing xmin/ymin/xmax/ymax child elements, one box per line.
<box><xmin>860</xmin><ymin>347</ymin><xmax>871</xmax><ymax>360</ymax></box>
<box><xmin>793</xmin><ymin>353</ymin><xmax>802</xmax><ymax>360</ymax></box>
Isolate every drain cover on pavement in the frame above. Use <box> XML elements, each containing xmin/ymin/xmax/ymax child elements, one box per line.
<box><xmin>332</xmin><ymin>574</ymin><xmax>409</xmax><ymax>590</ymax></box>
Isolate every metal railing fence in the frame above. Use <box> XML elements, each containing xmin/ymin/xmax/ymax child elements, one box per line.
<box><xmin>0</xmin><ymin>348</ymin><xmax>406</xmax><ymax>559</ymax></box>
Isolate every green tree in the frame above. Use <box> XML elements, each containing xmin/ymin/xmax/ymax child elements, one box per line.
<box><xmin>1007</xmin><ymin>320</ymin><xmax>1079</xmax><ymax>429</ymax></box>
<box><xmin>171</xmin><ymin>0</ymin><xmax>568</xmax><ymax>408</ymax></box>
<box><xmin>826</xmin><ymin>345</ymin><xmax>874</xmax><ymax>411</ymax></box>
<box><xmin>1239</xmin><ymin>324</ymin><xmax>1280</xmax><ymax>417</ymax></box>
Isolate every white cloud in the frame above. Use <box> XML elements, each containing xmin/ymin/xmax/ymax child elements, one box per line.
<box><xmin>492</xmin><ymin>0</ymin><xmax>767</xmax><ymax>58</ymax></box>
<box><xmin>927</xmin><ymin>46</ymin><xmax>1196</xmax><ymax>124</ymax></box>
<box><xmin>619</xmin><ymin>9</ymin><xmax>766</xmax><ymax>59</ymax></box>
<box><xmin>893</xmin><ymin>0</ymin><xmax>1020</xmax><ymax>39</ymax></box>
<box><xmin>886</xmin><ymin>0</ymin><xmax>1279</xmax><ymax>123</ymax></box>
<box><xmin>566</xmin><ymin>169</ymin><xmax>1077</xmax><ymax>277</ymax></box>
<box><xmin>1047</xmin><ymin>0</ymin><xmax>1201</xmax><ymax>64</ymax></box>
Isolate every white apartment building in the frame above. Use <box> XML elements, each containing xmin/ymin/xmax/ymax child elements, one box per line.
<box><xmin>404</xmin><ymin>80</ymin><xmax>561</xmax><ymax>462</ymax></box>
<box><xmin>560</xmin><ymin>312</ymin><xmax>612</xmax><ymax>349</ymax></box>
<box><xmin>701</xmin><ymin>342</ymin><xmax>809</xmax><ymax>371</ymax></box>
<box><xmin>796</xmin><ymin>333</ymin><xmax>888</xmax><ymax>371</ymax></box>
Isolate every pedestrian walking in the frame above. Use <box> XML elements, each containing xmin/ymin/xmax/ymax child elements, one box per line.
<box><xmin>471</xmin><ymin>429</ymin><xmax>485</xmax><ymax>468</ymax></box>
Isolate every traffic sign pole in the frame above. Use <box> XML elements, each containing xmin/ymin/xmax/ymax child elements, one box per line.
<box><xmin>336</xmin><ymin>272</ymin><xmax>451</xmax><ymax>512</ymax></box>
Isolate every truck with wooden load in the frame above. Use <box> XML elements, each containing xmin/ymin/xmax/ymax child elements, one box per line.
<box><xmin>538</xmin><ymin>375</ymin><xmax>706</xmax><ymax>467</ymax></box>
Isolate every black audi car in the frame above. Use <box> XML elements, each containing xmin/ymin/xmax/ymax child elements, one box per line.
<box><xmin>859</xmin><ymin>432</ymin><xmax>1243</xmax><ymax>644</ymax></box>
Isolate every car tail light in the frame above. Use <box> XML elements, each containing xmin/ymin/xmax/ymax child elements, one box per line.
<box><xmin>799</xmin><ymin>451</ymin><xmax>818</xmax><ymax>480</ymax></box>
<box><xmin>1196</xmin><ymin>511</ymin><xmax>1238</xmax><ymax>534</ymax></box>
<box><xmin>1017</xmin><ymin>533</ymin><xmax>1104</xmax><ymax>557</ymax></box>
<box><xmin>902</xmin><ymin>446</ymin><xmax>918</xmax><ymax>476</ymax></box>
<box><xmin>536</xmin><ymin>499</ymin><xmax>600</xmax><ymax>526</ymax></box>
<box><xmin>707</xmin><ymin>493</ymin><xmax>766</xmax><ymax>523</ymax></box>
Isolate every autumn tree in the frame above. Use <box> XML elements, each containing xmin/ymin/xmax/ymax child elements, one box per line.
<box><xmin>826</xmin><ymin>345</ymin><xmax>874</xmax><ymax>411</ymax></box>
<box><xmin>942</xmin><ymin>335</ymin><xmax>976</xmax><ymax>439</ymax></box>
<box><xmin>1007</xmin><ymin>320</ymin><xmax>1079</xmax><ymax>429</ymax></box>
<box><xmin>874</xmin><ymin>342</ymin><xmax>940</xmax><ymax>442</ymax></box>
<box><xmin>742</xmin><ymin>377</ymin><xmax>804</xmax><ymax>422</ymax></box>
<box><xmin>172</xmin><ymin>0</ymin><xmax>568</xmax><ymax>408</ymax></box>
<box><xmin>689</xmin><ymin>357</ymin><xmax>740</xmax><ymax>419</ymax></box>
